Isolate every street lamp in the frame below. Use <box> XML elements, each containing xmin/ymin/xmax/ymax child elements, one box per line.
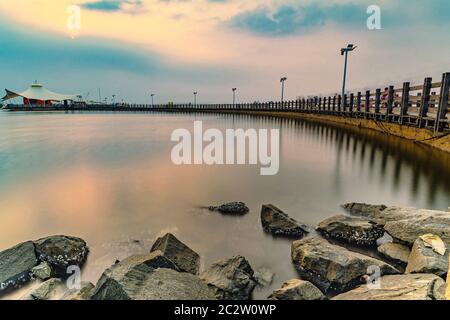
<box><xmin>232</xmin><ymin>88</ymin><xmax>237</xmax><ymax>107</ymax></box>
<box><xmin>112</xmin><ymin>94</ymin><xmax>116</xmax><ymax>104</ymax></box>
<box><xmin>340</xmin><ymin>44</ymin><xmax>357</xmax><ymax>111</ymax></box>
<box><xmin>280</xmin><ymin>77</ymin><xmax>287</xmax><ymax>103</ymax></box>
<box><xmin>150</xmin><ymin>93</ymin><xmax>155</xmax><ymax>106</ymax></box>
<box><xmin>193</xmin><ymin>92</ymin><xmax>198</xmax><ymax>106</ymax></box>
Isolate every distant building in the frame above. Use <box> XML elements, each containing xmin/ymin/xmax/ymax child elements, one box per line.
<box><xmin>2</xmin><ymin>82</ymin><xmax>78</xmax><ymax>106</ymax></box>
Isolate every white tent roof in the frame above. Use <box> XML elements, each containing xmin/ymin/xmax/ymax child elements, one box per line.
<box><xmin>2</xmin><ymin>83</ymin><xmax>78</xmax><ymax>102</ymax></box>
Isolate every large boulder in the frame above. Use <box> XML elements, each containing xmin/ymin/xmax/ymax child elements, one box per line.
<box><xmin>317</xmin><ymin>215</ymin><xmax>384</xmax><ymax>246</ymax></box>
<box><xmin>382</xmin><ymin>209</ymin><xmax>450</xmax><ymax>246</ymax></box>
<box><xmin>150</xmin><ymin>233</ymin><xmax>200</xmax><ymax>275</ymax></box>
<box><xmin>34</xmin><ymin>235</ymin><xmax>89</xmax><ymax>275</ymax></box>
<box><xmin>92</xmin><ymin>251</ymin><xmax>214</xmax><ymax>300</ymax></box>
<box><xmin>406</xmin><ymin>237</ymin><xmax>448</xmax><ymax>277</ymax></box>
<box><xmin>208</xmin><ymin>202</ymin><xmax>249</xmax><ymax>215</ymax></box>
<box><xmin>268</xmin><ymin>279</ymin><xmax>325</xmax><ymax>300</ymax></box>
<box><xmin>333</xmin><ymin>274</ymin><xmax>446</xmax><ymax>300</ymax></box>
<box><xmin>261</xmin><ymin>204</ymin><xmax>309</xmax><ymax>238</ymax></box>
<box><xmin>200</xmin><ymin>255</ymin><xmax>256</xmax><ymax>300</ymax></box>
<box><xmin>377</xmin><ymin>242</ymin><xmax>411</xmax><ymax>266</ymax></box>
<box><xmin>0</xmin><ymin>241</ymin><xmax>38</xmax><ymax>293</ymax></box>
<box><xmin>291</xmin><ymin>237</ymin><xmax>399</xmax><ymax>294</ymax></box>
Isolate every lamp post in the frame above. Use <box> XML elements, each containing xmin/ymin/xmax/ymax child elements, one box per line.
<box><xmin>232</xmin><ymin>88</ymin><xmax>237</xmax><ymax>108</ymax></box>
<box><xmin>112</xmin><ymin>94</ymin><xmax>116</xmax><ymax>104</ymax></box>
<box><xmin>193</xmin><ymin>92</ymin><xmax>198</xmax><ymax>107</ymax></box>
<box><xmin>280</xmin><ymin>77</ymin><xmax>287</xmax><ymax>103</ymax></box>
<box><xmin>150</xmin><ymin>93</ymin><xmax>155</xmax><ymax>107</ymax></box>
<box><xmin>340</xmin><ymin>44</ymin><xmax>357</xmax><ymax>111</ymax></box>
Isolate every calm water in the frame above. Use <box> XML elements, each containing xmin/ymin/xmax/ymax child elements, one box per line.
<box><xmin>0</xmin><ymin>111</ymin><xmax>449</xmax><ymax>299</ymax></box>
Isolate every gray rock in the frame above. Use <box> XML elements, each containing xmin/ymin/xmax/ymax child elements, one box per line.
<box><xmin>382</xmin><ymin>209</ymin><xmax>450</xmax><ymax>246</ymax></box>
<box><xmin>317</xmin><ymin>215</ymin><xmax>384</xmax><ymax>246</ymax></box>
<box><xmin>342</xmin><ymin>203</ymin><xmax>387</xmax><ymax>218</ymax></box>
<box><xmin>0</xmin><ymin>241</ymin><xmax>38</xmax><ymax>293</ymax></box>
<box><xmin>332</xmin><ymin>274</ymin><xmax>446</xmax><ymax>300</ymax></box>
<box><xmin>208</xmin><ymin>202</ymin><xmax>249</xmax><ymax>215</ymax></box>
<box><xmin>26</xmin><ymin>278</ymin><xmax>65</xmax><ymax>300</ymax></box>
<box><xmin>61</xmin><ymin>282</ymin><xmax>95</xmax><ymax>300</ymax></box>
<box><xmin>34</xmin><ymin>235</ymin><xmax>89</xmax><ymax>275</ymax></box>
<box><xmin>377</xmin><ymin>242</ymin><xmax>411</xmax><ymax>266</ymax></box>
<box><xmin>268</xmin><ymin>279</ymin><xmax>325</xmax><ymax>300</ymax></box>
<box><xmin>291</xmin><ymin>237</ymin><xmax>399</xmax><ymax>294</ymax></box>
<box><xmin>261</xmin><ymin>204</ymin><xmax>309</xmax><ymax>238</ymax></box>
<box><xmin>200</xmin><ymin>255</ymin><xmax>256</xmax><ymax>300</ymax></box>
<box><xmin>31</xmin><ymin>262</ymin><xmax>53</xmax><ymax>281</ymax></box>
<box><xmin>150</xmin><ymin>233</ymin><xmax>200</xmax><ymax>275</ymax></box>
<box><xmin>253</xmin><ymin>268</ymin><xmax>274</xmax><ymax>287</ymax></box>
<box><xmin>406</xmin><ymin>238</ymin><xmax>449</xmax><ymax>277</ymax></box>
<box><xmin>92</xmin><ymin>252</ymin><xmax>214</xmax><ymax>300</ymax></box>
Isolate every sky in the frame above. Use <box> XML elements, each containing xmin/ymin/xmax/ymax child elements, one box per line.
<box><xmin>0</xmin><ymin>0</ymin><xmax>450</xmax><ymax>103</ymax></box>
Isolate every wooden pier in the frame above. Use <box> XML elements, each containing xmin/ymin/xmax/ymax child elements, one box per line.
<box><xmin>4</xmin><ymin>72</ymin><xmax>450</xmax><ymax>133</ymax></box>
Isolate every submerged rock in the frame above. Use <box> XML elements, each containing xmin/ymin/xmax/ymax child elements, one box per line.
<box><xmin>31</xmin><ymin>262</ymin><xmax>53</xmax><ymax>281</ymax></box>
<box><xmin>253</xmin><ymin>268</ymin><xmax>274</xmax><ymax>287</ymax></box>
<box><xmin>406</xmin><ymin>238</ymin><xmax>449</xmax><ymax>277</ymax></box>
<box><xmin>342</xmin><ymin>203</ymin><xmax>387</xmax><ymax>218</ymax></box>
<box><xmin>332</xmin><ymin>274</ymin><xmax>446</xmax><ymax>300</ymax></box>
<box><xmin>291</xmin><ymin>237</ymin><xmax>399</xmax><ymax>294</ymax></box>
<box><xmin>268</xmin><ymin>279</ymin><xmax>325</xmax><ymax>300</ymax></box>
<box><xmin>0</xmin><ymin>241</ymin><xmax>38</xmax><ymax>293</ymax></box>
<box><xmin>261</xmin><ymin>204</ymin><xmax>309</xmax><ymax>238</ymax></box>
<box><xmin>317</xmin><ymin>215</ymin><xmax>384</xmax><ymax>246</ymax></box>
<box><xmin>92</xmin><ymin>251</ymin><xmax>214</xmax><ymax>300</ymax></box>
<box><xmin>377</xmin><ymin>242</ymin><xmax>411</xmax><ymax>266</ymax></box>
<box><xmin>34</xmin><ymin>235</ymin><xmax>89</xmax><ymax>275</ymax></box>
<box><xmin>208</xmin><ymin>202</ymin><xmax>249</xmax><ymax>215</ymax></box>
<box><xmin>150</xmin><ymin>233</ymin><xmax>200</xmax><ymax>275</ymax></box>
<box><xmin>200</xmin><ymin>255</ymin><xmax>256</xmax><ymax>300</ymax></box>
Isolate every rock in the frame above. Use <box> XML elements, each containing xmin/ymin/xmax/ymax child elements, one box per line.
<box><xmin>268</xmin><ymin>279</ymin><xmax>325</xmax><ymax>300</ymax></box>
<box><xmin>406</xmin><ymin>238</ymin><xmax>449</xmax><ymax>277</ymax></box>
<box><xmin>342</xmin><ymin>203</ymin><xmax>387</xmax><ymax>218</ymax></box>
<box><xmin>291</xmin><ymin>237</ymin><xmax>399</xmax><ymax>294</ymax></box>
<box><xmin>208</xmin><ymin>202</ymin><xmax>249</xmax><ymax>215</ymax></box>
<box><xmin>332</xmin><ymin>274</ymin><xmax>446</xmax><ymax>300</ymax></box>
<box><xmin>25</xmin><ymin>278</ymin><xmax>65</xmax><ymax>300</ymax></box>
<box><xmin>150</xmin><ymin>233</ymin><xmax>200</xmax><ymax>275</ymax></box>
<box><xmin>382</xmin><ymin>209</ymin><xmax>450</xmax><ymax>246</ymax></box>
<box><xmin>31</xmin><ymin>262</ymin><xmax>53</xmax><ymax>281</ymax></box>
<box><xmin>34</xmin><ymin>235</ymin><xmax>89</xmax><ymax>275</ymax></box>
<box><xmin>92</xmin><ymin>252</ymin><xmax>214</xmax><ymax>300</ymax></box>
<box><xmin>61</xmin><ymin>282</ymin><xmax>95</xmax><ymax>300</ymax></box>
<box><xmin>377</xmin><ymin>242</ymin><xmax>411</xmax><ymax>266</ymax></box>
<box><xmin>261</xmin><ymin>204</ymin><xmax>309</xmax><ymax>238</ymax></box>
<box><xmin>253</xmin><ymin>268</ymin><xmax>274</xmax><ymax>287</ymax></box>
<box><xmin>200</xmin><ymin>255</ymin><xmax>256</xmax><ymax>300</ymax></box>
<box><xmin>0</xmin><ymin>241</ymin><xmax>38</xmax><ymax>293</ymax></box>
<box><xmin>317</xmin><ymin>215</ymin><xmax>384</xmax><ymax>246</ymax></box>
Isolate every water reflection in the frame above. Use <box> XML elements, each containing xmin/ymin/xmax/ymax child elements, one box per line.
<box><xmin>0</xmin><ymin>111</ymin><xmax>448</xmax><ymax>300</ymax></box>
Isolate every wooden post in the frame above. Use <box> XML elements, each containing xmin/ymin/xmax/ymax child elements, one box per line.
<box><xmin>337</xmin><ymin>95</ymin><xmax>342</xmax><ymax>113</ymax></box>
<box><xmin>386</xmin><ymin>85</ymin><xmax>394</xmax><ymax>121</ymax></box>
<box><xmin>327</xmin><ymin>97</ymin><xmax>331</xmax><ymax>111</ymax></box>
<box><xmin>318</xmin><ymin>97</ymin><xmax>322</xmax><ymax>112</ymax></box>
<box><xmin>365</xmin><ymin>90</ymin><xmax>370</xmax><ymax>118</ymax></box>
<box><xmin>418</xmin><ymin>77</ymin><xmax>432</xmax><ymax>128</ymax></box>
<box><xmin>343</xmin><ymin>94</ymin><xmax>347</xmax><ymax>113</ymax></box>
<box><xmin>357</xmin><ymin>92</ymin><xmax>362</xmax><ymax>112</ymax></box>
<box><xmin>349</xmin><ymin>93</ymin><xmax>354</xmax><ymax>113</ymax></box>
<box><xmin>375</xmin><ymin>89</ymin><xmax>381</xmax><ymax>114</ymax></box>
<box><xmin>332</xmin><ymin>96</ymin><xmax>336</xmax><ymax>112</ymax></box>
<box><xmin>400</xmin><ymin>82</ymin><xmax>410</xmax><ymax>124</ymax></box>
<box><xmin>435</xmin><ymin>72</ymin><xmax>450</xmax><ymax>132</ymax></box>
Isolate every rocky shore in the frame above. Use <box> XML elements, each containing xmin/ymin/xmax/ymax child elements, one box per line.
<box><xmin>0</xmin><ymin>202</ymin><xmax>449</xmax><ymax>300</ymax></box>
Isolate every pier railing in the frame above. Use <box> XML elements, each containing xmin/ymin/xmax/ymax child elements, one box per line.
<box><xmin>5</xmin><ymin>72</ymin><xmax>450</xmax><ymax>132</ymax></box>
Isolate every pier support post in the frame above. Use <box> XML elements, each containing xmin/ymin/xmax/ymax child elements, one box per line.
<box><xmin>418</xmin><ymin>77</ymin><xmax>432</xmax><ymax>128</ymax></box>
<box><xmin>400</xmin><ymin>82</ymin><xmax>410</xmax><ymax>125</ymax></box>
<box><xmin>386</xmin><ymin>86</ymin><xmax>394</xmax><ymax>122</ymax></box>
<box><xmin>365</xmin><ymin>90</ymin><xmax>370</xmax><ymax>119</ymax></box>
<box><xmin>435</xmin><ymin>72</ymin><xmax>450</xmax><ymax>132</ymax></box>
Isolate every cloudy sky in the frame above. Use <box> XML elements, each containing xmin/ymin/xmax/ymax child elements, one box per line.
<box><xmin>0</xmin><ymin>0</ymin><xmax>449</xmax><ymax>103</ymax></box>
